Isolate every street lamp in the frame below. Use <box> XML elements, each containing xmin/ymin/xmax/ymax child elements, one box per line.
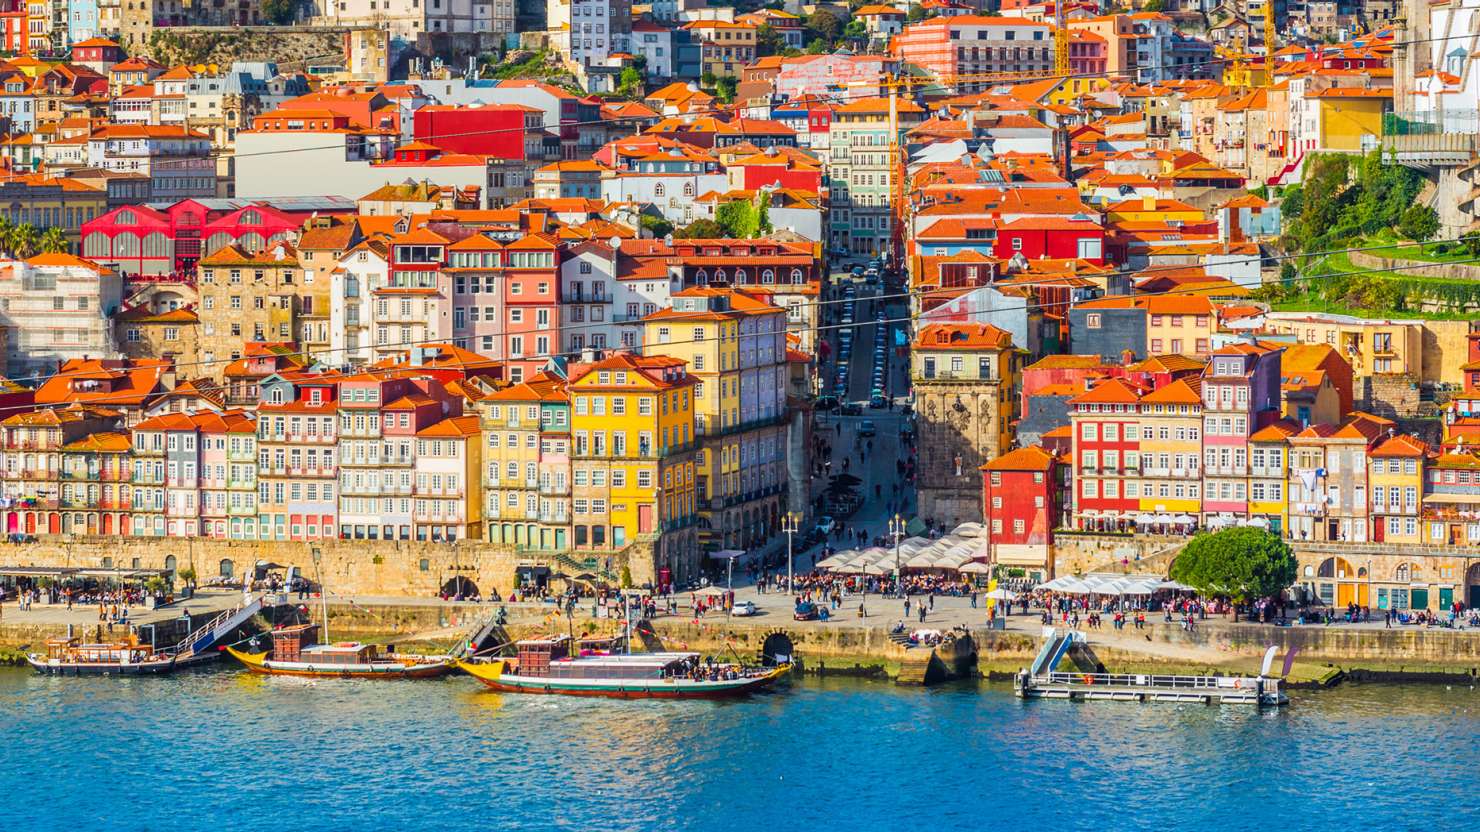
<box><xmin>889</xmin><ymin>513</ymin><xmax>905</xmax><ymax>599</ymax></box>
<box><xmin>782</xmin><ymin>511</ymin><xmax>801</xmax><ymax>595</ymax></box>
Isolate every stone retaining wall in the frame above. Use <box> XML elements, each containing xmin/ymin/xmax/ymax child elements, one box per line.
<box><xmin>1348</xmin><ymin>249</ymin><xmax>1480</xmax><ymax>282</ymax></box>
<box><xmin>0</xmin><ymin>536</ymin><xmax>648</xmax><ymax>598</ymax></box>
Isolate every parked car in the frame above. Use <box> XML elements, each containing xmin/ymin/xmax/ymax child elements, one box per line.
<box><xmin>794</xmin><ymin>601</ymin><xmax>819</xmax><ymax>621</ymax></box>
<box><xmin>814</xmin><ymin>395</ymin><xmax>839</xmax><ymax>411</ymax></box>
<box><xmin>814</xmin><ymin>515</ymin><xmax>836</xmax><ymax>536</ymax></box>
<box><xmin>733</xmin><ymin>600</ymin><xmax>759</xmax><ymax>617</ymax></box>
<box><xmin>840</xmin><ymin>402</ymin><xmax>862</xmax><ymax>416</ymax></box>
<box><xmin>869</xmin><ymin>394</ymin><xmax>888</xmax><ymax>408</ymax></box>
<box><xmin>857</xmin><ymin>420</ymin><xmax>877</xmax><ymax>437</ymax></box>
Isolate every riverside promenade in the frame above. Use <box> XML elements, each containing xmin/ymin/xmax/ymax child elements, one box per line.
<box><xmin>4</xmin><ymin>584</ymin><xmax>1480</xmax><ymax>681</ymax></box>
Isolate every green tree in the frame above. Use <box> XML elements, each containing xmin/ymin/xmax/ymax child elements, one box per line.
<box><xmin>617</xmin><ymin>66</ymin><xmax>644</xmax><ymax>99</ymax></box>
<box><xmin>756</xmin><ymin>23</ymin><xmax>785</xmax><ymax>56</ymax></box>
<box><xmin>1460</xmin><ymin>229</ymin><xmax>1480</xmax><ymax>257</ymax></box>
<box><xmin>639</xmin><ymin>214</ymin><xmax>673</xmax><ymax>239</ymax></box>
<box><xmin>804</xmin><ymin>38</ymin><xmax>830</xmax><ymax>54</ymax></box>
<box><xmin>38</xmin><ymin>226</ymin><xmax>67</xmax><ymax>255</ymax></box>
<box><xmin>1169</xmin><ymin>528</ymin><xmax>1298</xmax><ymax>606</ymax></box>
<box><xmin>7</xmin><ymin>223</ymin><xmax>38</xmax><ymax>259</ymax></box>
<box><xmin>1397</xmin><ymin>204</ymin><xmax>1439</xmax><ymax>250</ymax></box>
<box><xmin>1141</xmin><ymin>0</ymin><xmax>1164</xmax><ymax>10</ymax></box>
<box><xmin>674</xmin><ymin>218</ymin><xmax>728</xmax><ymax>239</ymax></box>
<box><xmin>261</xmin><ymin>0</ymin><xmax>297</xmax><ymax>24</ymax></box>
<box><xmin>711</xmin><ymin>75</ymin><xmax>737</xmax><ymax>103</ymax></box>
<box><xmin>756</xmin><ymin>197</ymin><xmax>771</xmax><ymax>234</ymax></box>
<box><xmin>716</xmin><ymin>200</ymin><xmax>757</xmax><ymax>237</ymax></box>
<box><xmin>842</xmin><ymin>19</ymin><xmax>866</xmax><ymax>39</ymax></box>
<box><xmin>806</xmin><ymin>8</ymin><xmax>842</xmax><ymax>42</ymax></box>
<box><xmin>906</xmin><ymin>4</ymin><xmax>928</xmax><ymax>22</ymax></box>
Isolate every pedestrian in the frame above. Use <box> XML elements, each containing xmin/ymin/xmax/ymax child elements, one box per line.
<box><xmin>928</xmin><ymin>593</ymin><xmax>935</xmax><ymax>611</ymax></box>
<box><xmin>918</xmin><ymin>604</ymin><xmax>927</xmax><ymax>623</ymax></box>
<box><xmin>970</xmin><ymin>591</ymin><xmax>978</xmax><ymax>609</ymax></box>
<box><xmin>903</xmin><ymin>597</ymin><xmax>911</xmax><ymax>617</ymax></box>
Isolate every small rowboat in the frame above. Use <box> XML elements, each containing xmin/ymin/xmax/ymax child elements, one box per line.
<box><xmin>456</xmin><ymin>636</ymin><xmax>790</xmax><ymax>699</ymax></box>
<box><xmin>226</xmin><ymin>623</ymin><xmax>454</xmax><ymax>679</ymax></box>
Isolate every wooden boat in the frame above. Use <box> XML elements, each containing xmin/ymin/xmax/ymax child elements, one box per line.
<box><xmin>226</xmin><ymin>623</ymin><xmax>454</xmax><ymax>679</ymax></box>
<box><xmin>457</xmin><ymin>635</ymin><xmax>790</xmax><ymax>699</ymax></box>
<box><xmin>27</xmin><ymin>636</ymin><xmax>177</xmax><ymax>676</ymax></box>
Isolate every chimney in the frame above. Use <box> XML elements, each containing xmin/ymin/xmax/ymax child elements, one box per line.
<box><xmin>1141</xmin><ymin>194</ymin><xmax>1156</xmax><ymax>212</ymax></box>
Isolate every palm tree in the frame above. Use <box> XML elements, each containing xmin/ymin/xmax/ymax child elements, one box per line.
<box><xmin>0</xmin><ymin>215</ymin><xmax>14</xmax><ymax>258</ymax></box>
<box><xmin>37</xmin><ymin>227</ymin><xmax>67</xmax><ymax>255</ymax></box>
<box><xmin>8</xmin><ymin>223</ymin><xmax>38</xmax><ymax>259</ymax></box>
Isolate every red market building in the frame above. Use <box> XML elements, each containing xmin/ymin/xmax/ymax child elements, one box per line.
<box><xmin>981</xmin><ymin>444</ymin><xmax>1059</xmax><ymax>580</ymax></box>
<box><xmin>81</xmin><ymin>199</ymin><xmax>302</xmax><ymax>277</ymax></box>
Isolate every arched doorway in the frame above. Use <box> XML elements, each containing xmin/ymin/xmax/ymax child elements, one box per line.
<box><xmin>219</xmin><ymin>558</ymin><xmax>234</xmax><ymax>579</ymax></box>
<box><xmin>48</xmin><ymin>513</ymin><xmax>59</xmax><ymax>535</ymax></box>
<box><xmin>1468</xmin><ymin>563</ymin><xmax>1480</xmax><ymax>610</ymax></box>
<box><xmin>1316</xmin><ymin>556</ymin><xmax>1362</xmax><ymax>607</ymax></box>
<box><xmin>24</xmin><ymin>513</ymin><xmax>34</xmax><ymax>534</ymax></box>
<box><xmin>441</xmin><ymin>576</ymin><xmax>478</xmax><ymax>599</ymax></box>
<box><xmin>165</xmin><ymin>555</ymin><xmax>177</xmax><ymax>580</ymax></box>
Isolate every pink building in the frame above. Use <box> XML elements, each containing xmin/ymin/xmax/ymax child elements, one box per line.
<box><xmin>1200</xmin><ymin>342</ymin><xmax>1283</xmax><ymax>522</ymax></box>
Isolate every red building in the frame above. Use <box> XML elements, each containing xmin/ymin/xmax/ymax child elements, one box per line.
<box><xmin>993</xmin><ymin>217</ymin><xmax>1106</xmax><ymax>263</ymax></box>
<box><xmin>81</xmin><ymin>199</ymin><xmax>302</xmax><ymax>277</ymax></box>
<box><xmin>1068</xmin><ymin>378</ymin><xmax>1143</xmax><ymax>530</ymax></box>
<box><xmin>0</xmin><ymin>0</ymin><xmax>26</xmax><ymax>54</ymax></box>
<box><xmin>412</xmin><ymin>103</ymin><xmax>543</xmax><ymax>160</ymax></box>
<box><xmin>71</xmin><ymin>37</ymin><xmax>125</xmax><ymax>68</ymax></box>
<box><xmin>981</xmin><ymin>444</ymin><xmax>1058</xmax><ymax>580</ymax></box>
<box><xmin>500</xmin><ymin>233</ymin><xmax>563</xmax><ymax>382</ymax></box>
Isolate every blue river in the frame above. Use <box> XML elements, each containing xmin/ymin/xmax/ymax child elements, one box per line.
<box><xmin>2</xmin><ymin>668</ymin><xmax>1476</xmax><ymax>830</ymax></box>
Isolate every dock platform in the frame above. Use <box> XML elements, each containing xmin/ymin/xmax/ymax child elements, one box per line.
<box><xmin>1014</xmin><ymin>628</ymin><xmax>1287</xmax><ymax>707</ymax></box>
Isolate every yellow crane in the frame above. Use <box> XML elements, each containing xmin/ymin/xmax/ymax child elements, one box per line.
<box><xmin>1263</xmin><ymin>0</ymin><xmax>1277</xmax><ymax>88</ymax></box>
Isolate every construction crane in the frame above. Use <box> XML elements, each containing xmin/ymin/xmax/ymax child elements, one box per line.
<box><xmin>1053</xmin><ymin>0</ymin><xmax>1070</xmax><ymax>80</ymax></box>
<box><xmin>1263</xmin><ymin>0</ymin><xmax>1277</xmax><ymax>88</ymax></box>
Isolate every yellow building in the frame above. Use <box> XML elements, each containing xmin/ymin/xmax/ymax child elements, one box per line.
<box><xmin>1264</xmin><ymin>312</ymin><xmax>1422</xmax><ymax>379</ymax></box>
<box><xmin>1368</xmin><ymin>433</ymin><xmax>1427</xmax><ymax>545</ymax></box>
<box><xmin>643</xmin><ymin>288</ymin><xmax>790</xmax><ymax>552</ymax></box>
<box><xmin>479</xmin><ymin>372</ymin><xmax>572</xmax><ymax>550</ymax></box>
<box><xmin>568</xmin><ymin>352</ymin><xmax>701</xmax><ymax>584</ymax></box>
<box><xmin>1310</xmin><ymin>87</ymin><xmax>1389</xmax><ymax>152</ymax></box>
<box><xmin>1248</xmin><ymin>420</ymin><xmax>1296</xmax><ymax>534</ymax></box>
<box><xmin>1133</xmin><ymin>377</ymin><xmax>1204</xmax><ymax>515</ymax></box>
<box><xmin>1104</xmin><ymin>196</ymin><xmax>1205</xmax><ymax>225</ymax></box>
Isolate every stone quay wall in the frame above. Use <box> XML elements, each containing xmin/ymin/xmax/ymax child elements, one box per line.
<box><xmin>0</xmin><ymin>536</ymin><xmax>653</xmax><ymax>598</ymax></box>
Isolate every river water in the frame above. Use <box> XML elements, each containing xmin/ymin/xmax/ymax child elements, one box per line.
<box><xmin>2</xmin><ymin>667</ymin><xmax>1475</xmax><ymax>830</ymax></box>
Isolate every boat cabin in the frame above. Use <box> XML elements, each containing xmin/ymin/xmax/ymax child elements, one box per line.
<box><xmin>515</xmin><ymin>637</ymin><xmax>571</xmax><ymax>678</ymax></box>
<box><xmin>270</xmin><ymin>624</ymin><xmax>320</xmax><ymax>662</ymax></box>
<box><xmin>43</xmin><ymin>636</ymin><xmax>157</xmax><ymax>665</ymax></box>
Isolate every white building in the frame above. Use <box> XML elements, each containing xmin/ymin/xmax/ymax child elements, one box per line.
<box><xmin>0</xmin><ymin>253</ymin><xmax>124</xmax><ymax>376</ymax></box>
<box><xmin>330</xmin><ymin>238</ymin><xmax>390</xmax><ymax>367</ymax></box>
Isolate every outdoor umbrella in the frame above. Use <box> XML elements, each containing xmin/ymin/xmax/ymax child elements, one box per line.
<box><xmin>904</xmin><ymin>552</ymin><xmax>939</xmax><ymax>569</ymax></box>
<box><xmin>958</xmin><ymin>562</ymin><xmax>992</xmax><ymax>575</ymax></box>
<box><xmin>952</xmin><ymin>522</ymin><xmax>985</xmax><ymax>538</ymax></box>
<box><xmin>985</xmin><ymin>587</ymin><xmax>1015</xmax><ymax>600</ymax></box>
<box><xmin>860</xmin><ymin>563</ymin><xmax>889</xmax><ymax>576</ymax></box>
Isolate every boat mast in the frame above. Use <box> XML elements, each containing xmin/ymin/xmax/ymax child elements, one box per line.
<box><xmin>312</xmin><ymin>547</ymin><xmax>329</xmax><ymax>642</ymax></box>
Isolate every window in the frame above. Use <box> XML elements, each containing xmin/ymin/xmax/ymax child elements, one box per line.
<box><xmin>1085</xmin><ymin>313</ymin><xmax>1101</xmax><ymax>329</ymax></box>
